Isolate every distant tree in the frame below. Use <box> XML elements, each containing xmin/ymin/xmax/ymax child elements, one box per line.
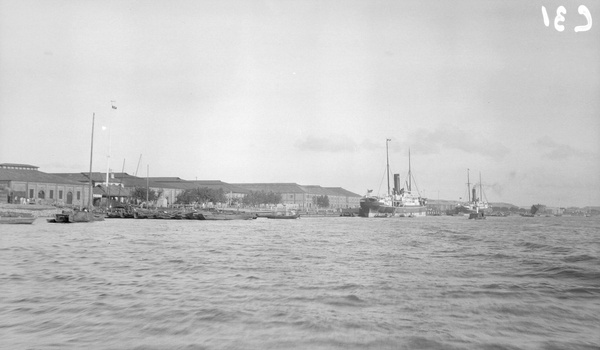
<box><xmin>313</xmin><ymin>195</ymin><xmax>330</xmax><ymax>208</ymax></box>
<box><xmin>267</xmin><ymin>191</ymin><xmax>282</xmax><ymax>205</ymax></box>
<box><xmin>130</xmin><ymin>186</ymin><xmax>162</xmax><ymax>204</ymax></box>
<box><xmin>175</xmin><ymin>187</ymin><xmax>226</xmax><ymax>205</ymax></box>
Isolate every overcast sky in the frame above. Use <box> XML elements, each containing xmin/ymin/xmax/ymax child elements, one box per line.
<box><xmin>1</xmin><ymin>0</ymin><xmax>598</xmax><ymax>207</ymax></box>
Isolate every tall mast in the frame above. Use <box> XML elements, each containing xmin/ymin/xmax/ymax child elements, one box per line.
<box><xmin>117</xmin><ymin>158</ymin><xmax>125</xmax><ymax>200</ymax></box>
<box><xmin>386</xmin><ymin>138</ymin><xmax>391</xmax><ymax>195</ymax></box>
<box><xmin>467</xmin><ymin>168</ymin><xmax>471</xmax><ymax>202</ymax></box>
<box><xmin>408</xmin><ymin>148</ymin><xmax>412</xmax><ymax>192</ymax></box>
<box><xmin>479</xmin><ymin>172</ymin><xmax>483</xmax><ymax>204</ymax></box>
<box><xmin>135</xmin><ymin>154</ymin><xmax>142</xmax><ymax>177</ymax></box>
<box><xmin>146</xmin><ymin>164</ymin><xmax>149</xmax><ymax>205</ymax></box>
<box><xmin>88</xmin><ymin>113</ymin><xmax>95</xmax><ymax>209</ymax></box>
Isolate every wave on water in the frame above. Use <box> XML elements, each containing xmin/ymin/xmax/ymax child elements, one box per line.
<box><xmin>1</xmin><ymin>216</ymin><xmax>599</xmax><ymax>350</ymax></box>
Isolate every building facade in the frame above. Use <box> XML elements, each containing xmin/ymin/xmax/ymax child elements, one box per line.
<box><xmin>234</xmin><ymin>183</ymin><xmax>361</xmax><ymax>209</ymax></box>
<box><xmin>0</xmin><ymin>163</ymin><xmax>90</xmax><ymax>207</ymax></box>
<box><xmin>53</xmin><ymin>172</ymin><xmax>184</xmax><ymax>208</ymax></box>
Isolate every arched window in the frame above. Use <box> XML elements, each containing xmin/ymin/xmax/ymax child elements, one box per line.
<box><xmin>38</xmin><ymin>190</ymin><xmax>45</xmax><ymax>199</ymax></box>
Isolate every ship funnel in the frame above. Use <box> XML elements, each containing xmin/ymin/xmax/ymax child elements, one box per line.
<box><xmin>472</xmin><ymin>187</ymin><xmax>477</xmax><ymax>202</ymax></box>
<box><xmin>393</xmin><ymin>174</ymin><xmax>400</xmax><ymax>194</ymax></box>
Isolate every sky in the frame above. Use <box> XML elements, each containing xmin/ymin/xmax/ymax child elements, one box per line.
<box><xmin>0</xmin><ymin>0</ymin><xmax>598</xmax><ymax>208</ymax></box>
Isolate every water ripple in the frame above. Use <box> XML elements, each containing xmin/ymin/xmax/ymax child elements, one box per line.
<box><xmin>0</xmin><ymin>216</ymin><xmax>598</xmax><ymax>349</ymax></box>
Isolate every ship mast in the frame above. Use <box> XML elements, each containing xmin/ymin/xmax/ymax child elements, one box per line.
<box><xmin>408</xmin><ymin>148</ymin><xmax>412</xmax><ymax>192</ymax></box>
<box><xmin>467</xmin><ymin>168</ymin><xmax>471</xmax><ymax>202</ymax></box>
<box><xmin>479</xmin><ymin>172</ymin><xmax>483</xmax><ymax>204</ymax></box>
<box><xmin>386</xmin><ymin>138</ymin><xmax>391</xmax><ymax>196</ymax></box>
<box><xmin>87</xmin><ymin>113</ymin><xmax>95</xmax><ymax>210</ymax></box>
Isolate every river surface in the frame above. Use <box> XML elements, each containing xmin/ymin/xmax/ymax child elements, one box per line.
<box><xmin>1</xmin><ymin>215</ymin><xmax>599</xmax><ymax>350</ymax></box>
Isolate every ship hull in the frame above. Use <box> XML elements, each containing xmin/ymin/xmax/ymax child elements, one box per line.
<box><xmin>359</xmin><ymin>201</ymin><xmax>427</xmax><ymax>218</ymax></box>
<box><xmin>455</xmin><ymin>204</ymin><xmax>490</xmax><ymax>216</ymax></box>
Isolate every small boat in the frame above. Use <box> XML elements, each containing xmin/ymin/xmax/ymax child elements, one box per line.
<box><xmin>47</xmin><ymin>213</ymin><xmax>71</xmax><ymax>223</ymax></box>
<box><xmin>47</xmin><ymin>210</ymin><xmax>104</xmax><ymax>223</ymax></box>
<box><xmin>184</xmin><ymin>211</ymin><xmax>204</xmax><ymax>220</ymax></box>
<box><xmin>264</xmin><ymin>213</ymin><xmax>301</xmax><ymax>219</ymax></box>
<box><xmin>106</xmin><ymin>205</ymin><xmax>135</xmax><ymax>218</ymax></box>
<box><xmin>468</xmin><ymin>210</ymin><xmax>486</xmax><ymax>220</ymax></box>
<box><xmin>200</xmin><ymin>211</ymin><xmax>257</xmax><ymax>220</ymax></box>
<box><xmin>0</xmin><ymin>212</ymin><xmax>36</xmax><ymax>224</ymax></box>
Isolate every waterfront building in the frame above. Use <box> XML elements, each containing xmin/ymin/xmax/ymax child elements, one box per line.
<box><xmin>4</xmin><ymin>162</ymin><xmax>360</xmax><ymax>209</ymax></box>
<box><xmin>323</xmin><ymin>187</ymin><xmax>362</xmax><ymax>209</ymax></box>
<box><xmin>233</xmin><ymin>183</ymin><xmax>361</xmax><ymax>209</ymax></box>
<box><xmin>0</xmin><ymin>163</ymin><xmax>89</xmax><ymax>206</ymax></box>
<box><xmin>149</xmin><ymin>178</ymin><xmax>250</xmax><ymax>205</ymax></box>
<box><xmin>234</xmin><ymin>183</ymin><xmax>309</xmax><ymax>208</ymax></box>
<box><xmin>53</xmin><ymin>172</ymin><xmax>182</xmax><ymax>207</ymax></box>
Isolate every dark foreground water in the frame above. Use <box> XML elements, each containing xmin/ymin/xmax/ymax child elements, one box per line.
<box><xmin>1</xmin><ymin>215</ymin><xmax>599</xmax><ymax>350</ymax></box>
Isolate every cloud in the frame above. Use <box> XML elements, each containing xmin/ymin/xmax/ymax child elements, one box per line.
<box><xmin>295</xmin><ymin>135</ymin><xmax>358</xmax><ymax>153</ymax></box>
<box><xmin>404</xmin><ymin>125</ymin><xmax>510</xmax><ymax>159</ymax></box>
<box><xmin>488</xmin><ymin>181</ymin><xmax>504</xmax><ymax>196</ymax></box>
<box><xmin>532</xmin><ymin>136</ymin><xmax>590</xmax><ymax>160</ymax></box>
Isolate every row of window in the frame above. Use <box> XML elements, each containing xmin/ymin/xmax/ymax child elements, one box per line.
<box><xmin>28</xmin><ymin>189</ymin><xmax>81</xmax><ymax>201</ymax></box>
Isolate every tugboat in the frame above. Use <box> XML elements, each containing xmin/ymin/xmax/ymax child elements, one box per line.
<box><xmin>468</xmin><ymin>206</ymin><xmax>486</xmax><ymax>220</ymax></box>
<box><xmin>359</xmin><ymin>139</ymin><xmax>427</xmax><ymax>218</ymax></box>
<box><xmin>456</xmin><ymin>169</ymin><xmax>489</xmax><ymax>216</ymax></box>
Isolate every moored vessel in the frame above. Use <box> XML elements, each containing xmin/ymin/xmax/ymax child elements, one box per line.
<box><xmin>262</xmin><ymin>211</ymin><xmax>300</xmax><ymax>219</ymax></box>
<box><xmin>47</xmin><ymin>113</ymin><xmax>105</xmax><ymax>224</ymax></box>
<box><xmin>359</xmin><ymin>140</ymin><xmax>427</xmax><ymax>218</ymax></box>
<box><xmin>0</xmin><ymin>212</ymin><xmax>36</xmax><ymax>224</ymax></box>
<box><xmin>455</xmin><ymin>169</ymin><xmax>489</xmax><ymax>216</ymax></box>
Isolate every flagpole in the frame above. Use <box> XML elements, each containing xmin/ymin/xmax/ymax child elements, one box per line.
<box><xmin>88</xmin><ymin>113</ymin><xmax>95</xmax><ymax>210</ymax></box>
<box><xmin>106</xmin><ymin>101</ymin><xmax>116</xmax><ymax>208</ymax></box>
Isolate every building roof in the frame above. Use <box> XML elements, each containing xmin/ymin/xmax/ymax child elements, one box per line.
<box><xmin>300</xmin><ymin>185</ymin><xmax>330</xmax><ymax>195</ymax></box>
<box><xmin>323</xmin><ymin>187</ymin><xmax>362</xmax><ymax>197</ymax></box>
<box><xmin>233</xmin><ymin>183</ymin><xmax>361</xmax><ymax>197</ymax></box>
<box><xmin>0</xmin><ymin>163</ymin><xmax>39</xmax><ymax>170</ymax></box>
<box><xmin>233</xmin><ymin>183</ymin><xmax>308</xmax><ymax>194</ymax></box>
<box><xmin>0</xmin><ymin>168</ymin><xmax>85</xmax><ymax>185</ymax></box>
<box><xmin>149</xmin><ymin>177</ymin><xmax>186</xmax><ymax>182</ymax></box>
<box><xmin>52</xmin><ymin>172</ymin><xmax>91</xmax><ymax>182</ymax></box>
<box><xmin>156</xmin><ymin>180</ymin><xmax>251</xmax><ymax>193</ymax></box>
<box><xmin>96</xmin><ymin>184</ymin><xmax>131</xmax><ymax>197</ymax></box>
<box><xmin>52</xmin><ymin>172</ymin><xmax>173</xmax><ymax>190</ymax></box>
<box><xmin>46</xmin><ymin>172</ymin><xmax>360</xmax><ymax>198</ymax></box>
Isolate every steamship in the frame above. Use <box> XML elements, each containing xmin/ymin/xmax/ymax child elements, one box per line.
<box><xmin>359</xmin><ymin>141</ymin><xmax>427</xmax><ymax>218</ymax></box>
<box><xmin>455</xmin><ymin>169</ymin><xmax>489</xmax><ymax>216</ymax></box>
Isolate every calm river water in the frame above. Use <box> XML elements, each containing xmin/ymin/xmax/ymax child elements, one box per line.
<box><xmin>1</xmin><ymin>215</ymin><xmax>599</xmax><ymax>350</ymax></box>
